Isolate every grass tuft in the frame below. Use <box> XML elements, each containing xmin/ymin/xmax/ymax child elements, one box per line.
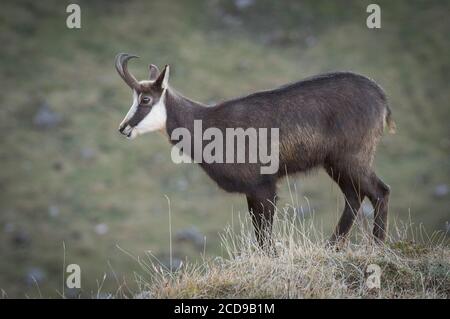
<box><xmin>134</xmin><ymin>208</ymin><xmax>449</xmax><ymax>299</ymax></box>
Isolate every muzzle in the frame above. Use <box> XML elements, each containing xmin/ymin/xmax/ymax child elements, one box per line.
<box><xmin>118</xmin><ymin>123</ymin><xmax>134</xmax><ymax>138</ymax></box>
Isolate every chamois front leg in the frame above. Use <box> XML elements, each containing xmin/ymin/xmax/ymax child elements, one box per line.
<box><xmin>246</xmin><ymin>185</ymin><xmax>277</xmax><ymax>253</ymax></box>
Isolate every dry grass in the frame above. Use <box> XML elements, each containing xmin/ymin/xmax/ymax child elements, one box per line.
<box><xmin>130</xmin><ymin>204</ymin><xmax>449</xmax><ymax>299</ymax></box>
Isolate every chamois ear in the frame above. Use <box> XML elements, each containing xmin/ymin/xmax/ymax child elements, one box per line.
<box><xmin>148</xmin><ymin>64</ymin><xmax>160</xmax><ymax>81</ymax></box>
<box><xmin>154</xmin><ymin>65</ymin><xmax>170</xmax><ymax>90</ymax></box>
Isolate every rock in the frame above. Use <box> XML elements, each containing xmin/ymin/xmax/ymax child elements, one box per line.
<box><xmin>161</xmin><ymin>257</ymin><xmax>183</xmax><ymax>272</ymax></box>
<box><xmin>305</xmin><ymin>35</ymin><xmax>317</xmax><ymax>48</ymax></box>
<box><xmin>80</xmin><ymin>147</ymin><xmax>96</xmax><ymax>161</ymax></box>
<box><xmin>12</xmin><ymin>230</ymin><xmax>31</xmax><ymax>247</ymax></box>
<box><xmin>95</xmin><ymin>223</ymin><xmax>108</xmax><ymax>235</ymax></box>
<box><xmin>174</xmin><ymin>227</ymin><xmax>205</xmax><ymax>249</ymax></box>
<box><xmin>25</xmin><ymin>267</ymin><xmax>46</xmax><ymax>285</ymax></box>
<box><xmin>362</xmin><ymin>202</ymin><xmax>374</xmax><ymax>218</ymax></box>
<box><xmin>48</xmin><ymin>204</ymin><xmax>60</xmax><ymax>218</ymax></box>
<box><xmin>433</xmin><ymin>184</ymin><xmax>448</xmax><ymax>198</ymax></box>
<box><xmin>4</xmin><ymin>223</ymin><xmax>15</xmax><ymax>233</ymax></box>
<box><xmin>33</xmin><ymin>102</ymin><xmax>62</xmax><ymax>129</ymax></box>
<box><xmin>71</xmin><ymin>231</ymin><xmax>82</xmax><ymax>240</ymax></box>
<box><xmin>52</xmin><ymin>161</ymin><xmax>63</xmax><ymax>171</ymax></box>
<box><xmin>234</xmin><ymin>0</ymin><xmax>254</xmax><ymax>10</ymax></box>
<box><xmin>175</xmin><ymin>178</ymin><xmax>188</xmax><ymax>191</ymax></box>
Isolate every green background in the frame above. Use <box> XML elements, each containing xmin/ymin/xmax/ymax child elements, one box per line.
<box><xmin>0</xmin><ymin>0</ymin><xmax>448</xmax><ymax>297</ymax></box>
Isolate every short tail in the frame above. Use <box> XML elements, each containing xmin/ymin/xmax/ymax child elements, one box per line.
<box><xmin>385</xmin><ymin>106</ymin><xmax>396</xmax><ymax>134</ymax></box>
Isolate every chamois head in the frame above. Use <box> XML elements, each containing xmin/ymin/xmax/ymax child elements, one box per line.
<box><xmin>115</xmin><ymin>53</ymin><xmax>170</xmax><ymax>139</ymax></box>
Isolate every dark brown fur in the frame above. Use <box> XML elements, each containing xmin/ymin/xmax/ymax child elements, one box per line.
<box><xmin>118</xmin><ymin>61</ymin><xmax>395</xmax><ymax>249</ymax></box>
<box><xmin>160</xmin><ymin>72</ymin><xmax>395</xmax><ymax>248</ymax></box>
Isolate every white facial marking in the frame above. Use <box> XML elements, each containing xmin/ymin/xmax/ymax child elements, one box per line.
<box><xmin>130</xmin><ymin>89</ymin><xmax>167</xmax><ymax>138</ymax></box>
<box><xmin>119</xmin><ymin>90</ymin><xmax>139</xmax><ymax>129</ymax></box>
<box><xmin>120</xmin><ymin>76</ymin><xmax>169</xmax><ymax>140</ymax></box>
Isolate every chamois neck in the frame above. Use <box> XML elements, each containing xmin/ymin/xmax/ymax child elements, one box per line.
<box><xmin>167</xmin><ymin>87</ymin><xmax>206</xmax><ymax>109</ymax></box>
<box><xmin>165</xmin><ymin>87</ymin><xmax>207</xmax><ymax>140</ymax></box>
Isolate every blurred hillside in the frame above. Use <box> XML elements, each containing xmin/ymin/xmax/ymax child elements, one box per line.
<box><xmin>0</xmin><ymin>0</ymin><xmax>449</xmax><ymax>297</ymax></box>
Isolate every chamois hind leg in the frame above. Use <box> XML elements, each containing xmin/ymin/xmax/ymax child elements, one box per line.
<box><xmin>246</xmin><ymin>184</ymin><xmax>277</xmax><ymax>251</ymax></box>
<box><xmin>364</xmin><ymin>173</ymin><xmax>390</xmax><ymax>243</ymax></box>
<box><xmin>325</xmin><ymin>167</ymin><xmax>364</xmax><ymax>247</ymax></box>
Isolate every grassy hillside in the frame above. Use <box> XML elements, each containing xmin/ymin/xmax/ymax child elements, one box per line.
<box><xmin>0</xmin><ymin>0</ymin><xmax>448</xmax><ymax>297</ymax></box>
<box><xmin>141</xmin><ymin>215</ymin><xmax>450</xmax><ymax>299</ymax></box>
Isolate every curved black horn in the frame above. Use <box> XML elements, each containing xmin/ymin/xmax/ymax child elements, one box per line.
<box><xmin>115</xmin><ymin>53</ymin><xmax>141</xmax><ymax>90</ymax></box>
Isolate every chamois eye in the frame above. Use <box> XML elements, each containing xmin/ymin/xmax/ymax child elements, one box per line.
<box><xmin>141</xmin><ymin>97</ymin><xmax>151</xmax><ymax>104</ymax></box>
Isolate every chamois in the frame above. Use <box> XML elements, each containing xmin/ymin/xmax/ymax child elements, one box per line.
<box><xmin>115</xmin><ymin>53</ymin><xmax>396</xmax><ymax>249</ymax></box>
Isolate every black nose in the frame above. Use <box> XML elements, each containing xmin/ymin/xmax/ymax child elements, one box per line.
<box><xmin>119</xmin><ymin>123</ymin><xmax>134</xmax><ymax>137</ymax></box>
<box><xmin>118</xmin><ymin>124</ymin><xmax>127</xmax><ymax>134</ymax></box>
